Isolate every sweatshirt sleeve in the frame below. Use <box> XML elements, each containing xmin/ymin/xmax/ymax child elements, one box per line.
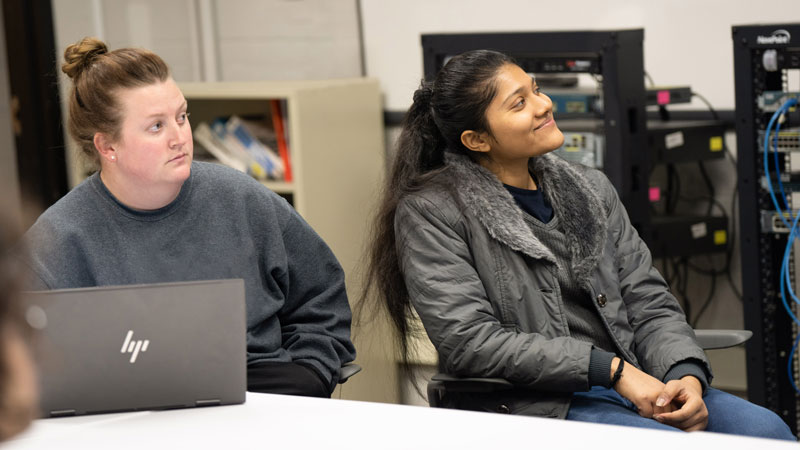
<box><xmin>19</xmin><ymin>260</ymin><xmax>50</xmax><ymax>291</ymax></box>
<box><xmin>275</xmin><ymin>208</ymin><xmax>356</xmax><ymax>391</ymax></box>
<box><xmin>663</xmin><ymin>359</ymin><xmax>710</xmax><ymax>393</ymax></box>
<box><xmin>588</xmin><ymin>349</ymin><xmax>615</xmax><ymax>387</ymax></box>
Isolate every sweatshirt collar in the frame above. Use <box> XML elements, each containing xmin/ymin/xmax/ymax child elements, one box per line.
<box><xmin>90</xmin><ymin>164</ymin><xmax>195</xmax><ymax>222</ymax></box>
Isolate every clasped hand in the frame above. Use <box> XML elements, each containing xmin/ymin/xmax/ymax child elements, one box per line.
<box><xmin>612</xmin><ymin>358</ymin><xmax>708</xmax><ymax>431</ymax></box>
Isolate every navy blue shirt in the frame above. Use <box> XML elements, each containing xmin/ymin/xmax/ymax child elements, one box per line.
<box><xmin>504</xmin><ymin>177</ymin><xmax>554</xmax><ymax>223</ymax></box>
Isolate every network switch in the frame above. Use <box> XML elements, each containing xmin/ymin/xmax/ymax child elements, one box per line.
<box><xmin>759</xmin><ymin>91</ymin><xmax>800</xmax><ymax>112</ymax></box>
<box><xmin>759</xmin><ymin>128</ymin><xmax>800</xmax><ymax>152</ymax></box>
<box><xmin>552</xmin><ymin>131</ymin><xmax>604</xmax><ymax>168</ymax></box>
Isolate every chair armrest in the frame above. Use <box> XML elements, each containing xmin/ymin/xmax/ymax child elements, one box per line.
<box><xmin>694</xmin><ymin>329</ymin><xmax>752</xmax><ymax>350</ymax></box>
<box><xmin>427</xmin><ymin>373</ymin><xmax>514</xmax><ymax>408</ymax></box>
<box><xmin>430</xmin><ymin>373</ymin><xmax>514</xmax><ymax>392</ymax></box>
<box><xmin>338</xmin><ymin>362</ymin><xmax>362</xmax><ymax>384</ymax></box>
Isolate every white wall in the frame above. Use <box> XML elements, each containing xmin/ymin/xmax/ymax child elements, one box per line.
<box><xmin>215</xmin><ymin>0</ymin><xmax>361</xmax><ymax>80</ymax></box>
<box><xmin>101</xmin><ymin>0</ymin><xmax>200</xmax><ymax>81</ymax></box>
<box><xmin>52</xmin><ymin>0</ymin><xmax>361</xmax><ymax>84</ymax></box>
<box><xmin>360</xmin><ymin>0</ymin><xmax>799</xmax><ymax>111</ymax></box>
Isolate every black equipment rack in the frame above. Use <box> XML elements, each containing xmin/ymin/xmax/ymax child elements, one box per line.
<box><xmin>733</xmin><ymin>23</ymin><xmax>800</xmax><ymax>436</ymax></box>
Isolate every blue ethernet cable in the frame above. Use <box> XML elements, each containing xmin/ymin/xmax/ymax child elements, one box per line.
<box><xmin>780</xmin><ymin>199</ymin><xmax>800</xmax><ymax>394</ymax></box>
<box><xmin>771</xmin><ymin>96</ymin><xmax>800</xmax><ymax>393</ymax></box>
<box><xmin>764</xmin><ymin>98</ymin><xmax>798</xmax><ymax>228</ymax></box>
<box><xmin>779</xmin><ymin>225</ymin><xmax>800</xmax><ymax>325</ymax></box>
<box><xmin>777</xmin><ymin>96</ymin><xmax>800</xmax><ymax>320</ymax></box>
<box><xmin>774</xmin><ymin>98</ymin><xmax>799</xmax><ymax>213</ymax></box>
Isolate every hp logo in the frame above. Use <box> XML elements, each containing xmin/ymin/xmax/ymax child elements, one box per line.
<box><xmin>120</xmin><ymin>330</ymin><xmax>150</xmax><ymax>363</ymax></box>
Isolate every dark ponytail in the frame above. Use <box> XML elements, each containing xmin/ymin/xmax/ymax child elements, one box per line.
<box><xmin>357</xmin><ymin>50</ymin><xmax>516</xmax><ymax>382</ymax></box>
<box><xmin>354</xmin><ymin>82</ymin><xmax>446</xmax><ymax>379</ymax></box>
<box><xmin>403</xmin><ymin>83</ymin><xmax>446</xmax><ymax>173</ymax></box>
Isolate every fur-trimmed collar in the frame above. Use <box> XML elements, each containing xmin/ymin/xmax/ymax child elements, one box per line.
<box><xmin>444</xmin><ymin>152</ymin><xmax>608</xmax><ymax>286</ymax></box>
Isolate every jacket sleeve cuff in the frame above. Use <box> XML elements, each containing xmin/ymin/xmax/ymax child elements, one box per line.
<box><xmin>588</xmin><ymin>348</ymin><xmax>615</xmax><ymax>388</ymax></box>
<box><xmin>663</xmin><ymin>359</ymin><xmax>710</xmax><ymax>393</ymax></box>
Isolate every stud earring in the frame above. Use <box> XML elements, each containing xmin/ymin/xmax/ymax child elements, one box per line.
<box><xmin>110</xmin><ymin>155</ymin><xmax>116</xmax><ymax>161</ymax></box>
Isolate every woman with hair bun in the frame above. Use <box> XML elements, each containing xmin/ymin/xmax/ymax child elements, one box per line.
<box><xmin>22</xmin><ymin>37</ymin><xmax>355</xmax><ymax>397</ymax></box>
<box><xmin>362</xmin><ymin>49</ymin><xmax>794</xmax><ymax>440</ymax></box>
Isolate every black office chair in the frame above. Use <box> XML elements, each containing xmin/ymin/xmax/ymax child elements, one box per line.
<box><xmin>427</xmin><ymin>329</ymin><xmax>752</xmax><ymax>408</ymax></box>
<box><xmin>338</xmin><ymin>362</ymin><xmax>362</xmax><ymax>384</ymax></box>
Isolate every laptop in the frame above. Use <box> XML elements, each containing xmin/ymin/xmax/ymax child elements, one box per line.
<box><xmin>21</xmin><ymin>279</ymin><xmax>247</xmax><ymax>417</ymax></box>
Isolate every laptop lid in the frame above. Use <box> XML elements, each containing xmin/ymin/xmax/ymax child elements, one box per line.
<box><xmin>22</xmin><ymin>279</ymin><xmax>247</xmax><ymax>417</ymax></box>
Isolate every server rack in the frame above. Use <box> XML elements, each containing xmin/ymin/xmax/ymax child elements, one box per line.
<box><xmin>421</xmin><ymin>30</ymin><xmax>651</xmax><ymax>237</ymax></box>
<box><xmin>733</xmin><ymin>23</ymin><xmax>800</xmax><ymax>435</ymax></box>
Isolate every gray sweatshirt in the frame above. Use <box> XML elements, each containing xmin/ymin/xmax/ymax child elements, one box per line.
<box><xmin>22</xmin><ymin>161</ymin><xmax>356</xmax><ymax>389</ymax></box>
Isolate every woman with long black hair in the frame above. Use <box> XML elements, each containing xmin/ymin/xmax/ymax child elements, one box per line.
<box><xmin>362</xmin><ymin>49</ymin><xmax>793</xmax><ymax>440</ymax></box>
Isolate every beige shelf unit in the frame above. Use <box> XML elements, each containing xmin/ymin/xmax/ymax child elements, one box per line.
<box><xmin>179</xmin><ymin>78</ymin><xmax>397</xmax><ymax>404</ymax></box>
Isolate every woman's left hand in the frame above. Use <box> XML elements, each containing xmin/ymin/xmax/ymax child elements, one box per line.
<box><xmin>652</xmin><ymin>376</ymin><xmax>708</xmax><ymax>431</ymax></box>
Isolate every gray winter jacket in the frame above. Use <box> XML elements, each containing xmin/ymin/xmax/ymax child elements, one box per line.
<box><xmin>395</xmin><ymin>152</ymin><xmax>711</xmax><ymax>418</ymax></box>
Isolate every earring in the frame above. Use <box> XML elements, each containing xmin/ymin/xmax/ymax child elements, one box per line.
<box><xmin>110</xmin><ymin>155</ymin><xmax>116</xmax><ymax>161</ymax></box>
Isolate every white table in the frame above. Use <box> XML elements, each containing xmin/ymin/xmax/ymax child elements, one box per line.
<box><xmin>4</xmin><ymin>393</ymin><xmax>796</xmax><ymax>449</ymax></box>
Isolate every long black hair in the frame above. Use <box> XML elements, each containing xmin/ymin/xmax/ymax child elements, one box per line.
<box><xmin>358</xmin><ymin>50</ymin><xmax>515</xmax><ymax>378</ymax></box>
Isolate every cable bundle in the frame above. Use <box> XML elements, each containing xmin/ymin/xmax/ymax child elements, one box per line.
<box><xmin>763</xmin><ymin>96</ymin><xmax>800</xmax><ymax>393</ymax></box>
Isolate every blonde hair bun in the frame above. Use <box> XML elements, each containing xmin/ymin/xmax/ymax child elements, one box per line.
<box><xmin>61</xmin><ymin>37</ymin><xmax>108</xmax><ymax>79</ymax></box>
